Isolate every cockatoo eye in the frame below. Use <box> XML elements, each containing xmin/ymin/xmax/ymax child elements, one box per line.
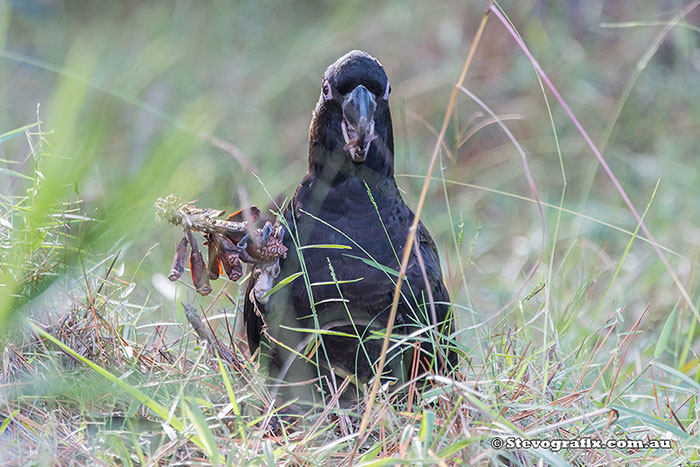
<box><xmin>322</xmin><ymin>80</ymin><xmax>333</xmax><ymax>100</ymax></box>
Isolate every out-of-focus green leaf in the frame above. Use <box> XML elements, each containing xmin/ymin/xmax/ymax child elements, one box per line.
<box><xmin>184</xmin><ymin>401</ymin><xmax>222</xmax><ymax>465</ymax></box>
<box><xmin>28</xmin><ymin>322</ymin><xmax>207</xmax><ymax>451</ymax></box>
<box><xmin>655</xmin><ymin>302</ymin><xmax>678</xmax><ymax>358</ymax></box>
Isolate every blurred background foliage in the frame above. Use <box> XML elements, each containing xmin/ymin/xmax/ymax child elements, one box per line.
<box><xmin>0</xmin><ymin>0</ymin><xmax>699</xmax><ymax>392</ymax></box>
<box><xmin>1</xmin><ymin>0</ymin><xmax>699</xmax><ymax>463</ymax></box>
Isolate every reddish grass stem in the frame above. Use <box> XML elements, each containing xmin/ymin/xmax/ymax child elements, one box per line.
<box><xmin>350</xmin><ymin>4</ymin><xmax>493</xmax><ymax>462</ymax></box>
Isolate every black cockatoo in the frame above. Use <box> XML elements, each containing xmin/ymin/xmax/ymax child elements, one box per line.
<box><xmin>244</xmin><ymin>50</ymin><xmax>456</xmax><ymax>404</ymax></box>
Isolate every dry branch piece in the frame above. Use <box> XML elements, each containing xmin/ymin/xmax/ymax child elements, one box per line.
<box><xmin>155</xmin><ymin>194</ymin><xmax>288</xmax><ymax>296</ymax></box>
<box><xmin>155</xmin><ymin>194</ymin><xmax>248</xmax><ymax>236</ymax></box>
<box><xmin>183</xmin><ymin>303</ymin><xmax>240</xmax><ymax>368</ymax></box>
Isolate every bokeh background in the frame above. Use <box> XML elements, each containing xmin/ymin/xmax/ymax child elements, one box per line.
<box><xmin>1</xmin><ymin>0</ymin><xmax>699</xmax><ymax>463</ymax></box>
<box><xmin>3</xmin><ymin>0</ymin><xmax>699</xmax><ymax>330</ymax></box>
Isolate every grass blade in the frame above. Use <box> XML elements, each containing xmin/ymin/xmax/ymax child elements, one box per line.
<box><xmin>28</xmin><ymin>321</ymin><xmax>206</xmax><ymax>451</ymax></box>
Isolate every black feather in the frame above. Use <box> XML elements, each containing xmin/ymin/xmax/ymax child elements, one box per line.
<box><xmin>243</xmin><ymin>50</ymin><xmax>456</xmax><ymax>403</ymax></box>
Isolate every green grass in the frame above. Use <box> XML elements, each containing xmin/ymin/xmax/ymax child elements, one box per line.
<box><xmin>1</xmin><ymin>0</ymin><xmax>699</xmax><ymax>465</ymax></box>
